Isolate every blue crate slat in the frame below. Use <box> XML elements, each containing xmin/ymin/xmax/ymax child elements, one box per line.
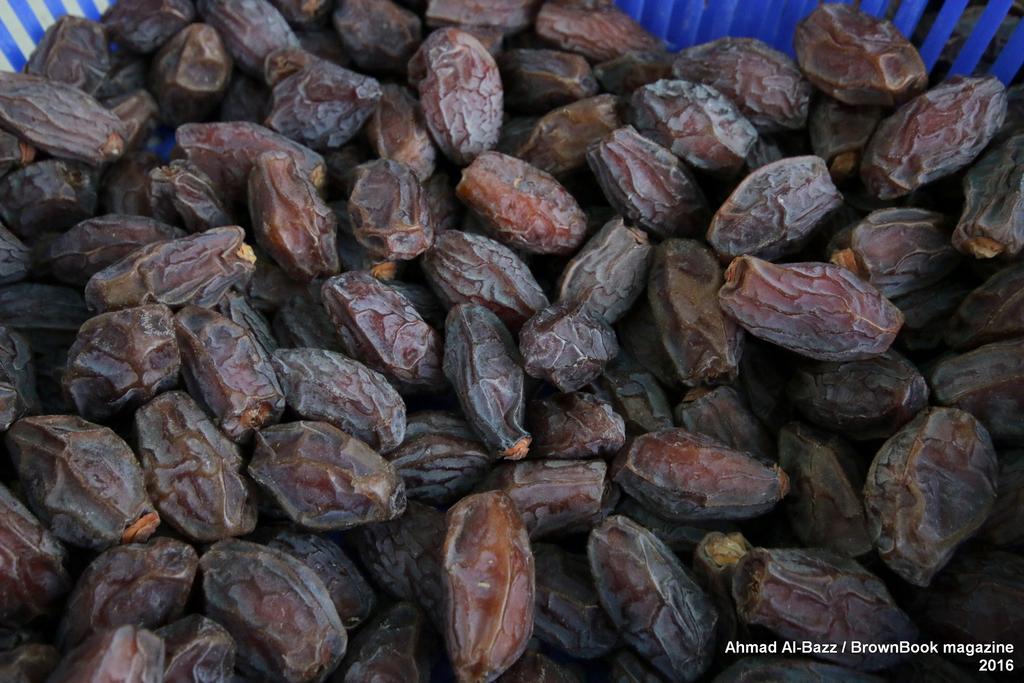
<box><xmin>43</xmin><ymin>0</ymin><xmax>69</xmax><ymax>20</ymax></box>
<box><xmin>860</xmin><ymin>0</ymin><xmax>889</xmax><ymax>18</ymax></box>
<box><xmin>991</xmin><ymin>13</ymin><xmax>1024</xmax><ymax>83</ymax></box>
<box><xmin>618</xmin><ymin>0</ymin><xmax>645</xmax><ymax>20</ymax></box>
<box><xmin>665</xmin><ymin>0</ymin><xmax>703</xmax><ymax>49</ymax></box>
<box><xmin>642</xmin><ymin>0</ymin><xmax>675</xmax><ymax>41</ymax></box>
<box><xmin>919</xmin><ymin>0</ymin><xmax>971</xmax><ymax>70</ymax></box>
<box><xmin>8</xmin><ymin>0</ymin><xmax>46</xmax><ymax>43</ymax></box>
<box><xmin>74</xmin><ymin>0</ymin><xmax>102</xmax><ymax>21</ymax></box>
<box><xmin>892</xmin><ymin>0</ymin><xmax>930</xmax><ymax>38</ymax></box>
<box><xmin>706</xmin><ymin>0</ymin><xmax>741</xmax><ymax>42</ymax></box>
<box><xmin>776</xmin><ymin>0</ymin><xmax>811</xmax><ymax>57</ymax></box>
<box><xmin>949</xmin><ymin>0</ymin><xmax>1013</xmax><ymax>76</ymax></box>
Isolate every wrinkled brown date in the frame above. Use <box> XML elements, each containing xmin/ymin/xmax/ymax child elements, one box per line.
<box><xmin>512</xmin><ymin>94</ymin><xmax>622</xmax><ymax>177</ymax></box>
<box><xmin>198</xmin><ymin>0</ymin><xmax>298</xmax><ymax>77</ymax></box>
<box><xmin>500</xmin><ymin>48</ymin><xmax>598</xmax><ymax>114</ymax></box>
<box><xmin>953</xmin><ymin>133</ymin><xmax>1024</xmax><ymax>259</ymax></box>
<box><xmin>674</xmin><ymin>386</ymin><xmax>775</xmax><ymax>463</ymax></box>
<box><xmin>0</xmin><ymin>160</ymin><xmax>98</xmax><ymax>236</ymax></box>
<box><xmin>365</xmin><ymin>84</ymin><xmax>437</xmax><ymax>182</ymax></box>
<box><xmin>947</xmin><ymin>262</ymin><xmax>1024</xmax><ymax>349</ymax></box>
<box><xmin>348</xmin><ymin>159</ymin><xmax>434</xmax><ymax>262</ymax></box>
<box><xmin>334</xmin><ymin>602</ymin><xmax>435</xmax><ymax>683</ymax></box>
<box><xmin>808</xmin><ymin>98</ymin><xmax>881</xmax><ymax>183</ymax></box>
<box><xmin>519</xmin><ymin>301</ymin><xmax>619</xmax><ymax>393</ymax></box>
<box><xmin>156</xmin><ymin>615</ymin><xmax>236</xmax><ymax>683</ymax></box>
<box><xmin>47</xmin><ymin>626</ymin><xmax>165</xmax><ymax>683</ymax></box>
<box><xmin>536</xmin><ymin>1</ymin><xmax>661</xmax><ymax>62</ymax></box>
<box><xmin>103</xmin><ymin>0</ymin><xmax>196</xmax><ymax>54</ymax></box>
<box><xmin>150</xmin><ymin>23</ymin><xmax>232</xmax><ymax>127</ymax></box>
<box><xmin>526</xmin><ymin>392</ymin><xmax>625</xmax><ymax>460</ymax></box>
<box><xmin>25</xmin><ymin>16</ymin><xmax>109</xmax><ymax>96</ymax></box>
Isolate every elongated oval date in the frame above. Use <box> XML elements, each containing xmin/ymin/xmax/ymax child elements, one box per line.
<box><xmin>48</xmin><ymin>626</ymin><xmax>165</xmax><ymax>683</ymax></box>
<box><xmin>199</xmin><ymin>539</ymin><xmax>346</xmax><ymax>683</ymax></box>
<box><xmin>150</xmin><ymin>23</ymin><xmax>232</xmax><ymax>127</ymax></box>
<box><xmin>535</xmin><ymin>1</ymin><xmax>660</xmax><ymax>62</ymax></box>
<box><xmin>892</xmin><ymin>279</ymin><xmax>972</xmax><ymax>353</ymax></box>
<box><xmin>947</xmin><ymin>263</ymin><xmax>1024</xmax><ymax>349</ymax></box>
<box><xmin>672</xmin><ymin>37</ymin><xmax>810</xmax><ymax>132</ymax></box>
<box><xmin>423</xmin><ymin>230</ymin><xmax>548</xmax><ymax>331</ymax></box>
<box><xmin>335</xmin><ymin>602</ymin><xmax>435</xmax><ymax>683</ymax></box>
<box><xmin>366</xmin><ymin>84</ymin><xmax>436</xmax><ymax>182</ymax></box>
<box><xmin>598</xmin><ymin>352</ymin><xmax>674</xmax><ymax>435</ymax></box>
<box><xmin>408</xmin><ymin>28</ymin><xmax>503</xmax><ymax>165</ymax></box>
<box><xmin>0</xmin><ymin>481</ymin><xmax>69</xmax><ymax>623</ymax></box>
<box><xmin>350</xmin><ymin>501</ymin><xmax>446</xmax><ymax>622</ymax></box>
<box><xmin>614</xmin><ymin>428</ymin><xmax>788</xmax><ymax>521</ymax></box>
<box><xmin>486</xmin><ymin>459</ymin><xmax>608</xmax><ymax>540</ymax></box>
<box><xmin>778</xmin><ymin>423</ymin><xmax>872</xmax><ymax>558</ymax></box>
<box><xmin>718</xmin><ymin>257</ymin><xmax>903</xmax><ymax>362</ymax></box>
<box><xmin>674</xmin><ymin>386</ymin><xmax>774</xmax><ymax>463</ymax></box>
<box><xmin>457</xmin><ymin>151</ymin><xmax>586</xmax><ymax>255</ymax></box>
<box><xmin>532</xmin><ymin>544</ymin><xmax>618</xmax><ymax>660</ymax></box>
<box><xmin>248</xmin><ymin>151</ymin><xmax>338</xmax><ymax>282</ymax></box>
<box><xmin>831</xmin><ymin>208</ymin><xmax>959</xmax><ymax>298</ymax></box>
<box><xmin>929</xmin><ymin>339</ymin><xmax>1024</xmax><ymax>444</ymax></box>
<box><xmin>953</xmin><ymin>133</ymin><xmax>1024</xmax><ymax>259</ymax></box>
<box><xmin>134</xmin><ymin>391</ymin><xmax>257</xmax><ymax>543</ymax></box>
<box><xmin>527</xmin><ymin>392</ymin><xmax>625</xmax><ymax>460</ymax></box>
<box><xmin>348</xmin><ymin>159</ymin><xmax>434</xmax><ymax>262</ymax></box>
<box><xmin>198</xmin><ymin>0</ymin><xmax>297</xmax><ymax>76</ymax></box>
<box><xmin>864</xmin><ymin>407</ymin><xmax>997</xmax><ymax>586</ymax></box>
<box><xmin>39</xmin><ymin>215</ymin><xmax>183</xmax><ymax>287</ymax></box>
<box><xmin>175</xmin><ymin>305</ymin><xmax>284</xmax><ymax>443</ymax></box>
<box><xmin>426</xmin><ymin>0</ymin><xmax>535</xmax><ymax>33</ymax></box>
<box><xmin>732</xmin><ymin>547</ymin><xmax>917</xmax><ymax>670</ymax></box>
<box><xmin>794</xmin><ymin>4</ymin><xmax>926</xmax><ymax>106</ymax></box>
<box><xmin>215</xmin><ymin>290</ymin><xmax>277</xmax><ymax>360</ymax></box>
<box><xmin>556</xmin><ymin>218</ymin><xmax>652</xmax><ymax>325</ymax></box>
<box><xmin>519</xmin><ymin>301</ymin><xmax>618</xmax><ymax>393</ymax></box>
<box><xmin>250</xmin><ymin>420</ymin><xmax>405</xmax><ymax>530</ymax></box>
<box><xmin>266</xmin><ymin>60</ymin><xmax>382</xmax><ymax>151</ymax></box>
<box><xmin>861</xmin><ymin>76</ymin><xmax>1006</xmax><ymax>199</ymax></box>
<box><xmin>500</xmin><ymin>48</ymin><xmax>598</xmax><ymax>114</ymax></box>
<box><xmin>630</xmin><ymin>79</ymin><xmax>757</xmax><ymax>177</ymax></box>
<box><xmin>0</xmin><ymin>223</ymin><xmax>29</xmax><ymax>286</ymax></box>
<box><xmin>25</xmin><ymin>16</ymin><xmax>109</xmax><ymax>95</ymax></box>
<box><xmin>512</xmin><ymin>94</ymin><xmax>622</xmax><ymax>177</ymax></box>
<box><xmin>0</xmin><ymin>326</ymin><xmax>38</xmax><ymax>431</ymax></box>
<box><xmin>589</xmin><ymin>515</ymin><xmax>716</xmax><ymax>681</ymax></box>
<box><xmin>174</xmin><ymin>121</ymin><xmax>326</xmax><ymax>205</ymax></box>
<box><xmin>103</xmin><ymin>0</ymin><xmax>195</xmax><ymax>54</ymax></box>
<box><xmin>653</xmin><ymin>240</ymin><xmax>744</xmax><ymax>385</ymax></box>
<box><xmin>273</xmin><ymin>293</ymin><xmax>344</xmax><ymax>351</ymax></box>
<box><xmin>272</xmin><ymin>347</ymin><xmax>405</xmax><ymax>451</ymax></box>
<box><xmin>58</xmin><ymin>538</ymin><xmax>197</xmax><ymax>650</ymax></box>
<box><xmin>5</xmin><ymin>415</ymin><xmax>159</xmax><ymax>550</ymax></box>
<box><xmin>809</xmin><ymin>98</ymin><xmax>881</xmax><ymax>183</ymax></box>
<box><xmin>0</xmin><ymin>73</ymin><xmax>126</xmax><ymax>166</ymax></box>
<box><xmin>444</xmin><ymin>304</ymin><xmax>530</xmax><ymax>459</ymax></box>
<box><xmin>588</xmin><ymin>126</ymin><xmax>708</xmax><ymax>240</ymax></box>
<box><xmin>385</xmin><ymin>411</ymin><xmax>493</xmax><ymax>505</ymax></box>
<box><xmin>0</xmin><ymin>160</ymin><xmax>98</xmax><ymax>236</ymax></box>
<box><xmin>692</xmin><ymin>531</ymin><xmax>751</xmax><ymax>646</ymax></box>
<box><xmin>333</xmin><ymin>0</ymin><xmax>421</xmax><ymax>74</ymax></box>
<box><xmin>259</xmin><ymin>528</ymin><xmax>376</xmax><ymax>629</ymax></box>
<box><xmin>708</xmin><ymin>156</ymin><xmax>841</xmax><ymax>262</ymax></box>
<box><xmin>443</xmin><ymin>491</ymin><xmax>534</xmax><ymax>682</ymax></box>
<box><xmin>157</xmin><ymin>615</ymin><xmax>236</xmax><ymax>683</ymax></box>
<box><xmin>150</xmin><ymin>161</ymin><xmax>233</xmax><ymax>234</ymax></box>
<box><xmin>85</xmin><ymin>226</ymin><xmax>256</xmax><ymax>312</ymax></box>
<box><xmin>787</xmin><ymin>350</ymin><xmax>928</xmax><ymax>441</ymax></box>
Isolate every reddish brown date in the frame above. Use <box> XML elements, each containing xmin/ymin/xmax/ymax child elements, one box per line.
<box><xmin>103</xmin><ymin>0</ymin><xmax>196</xmax><ymax>54</ymax></box>
<box><xmin>150</xmin><ymin>23</ymin><xmax>232</xmax><ymax>127</ymax></box>
<box><xmin>809</xmin><ymin>98</ymin><xmax>881</xmax><ymax>183</ymax></box>
<box><xmin>947</xmin><ymin>263</ymin><xmax>1024</xmax><ymax>349</ymax></box>
<box><xmin>134</xmin><ymin>391</ymin><xmax>257</xmax><ymax>543</ymax></box>
<box><xmin>953</xmin><ymin>133</ymin><xmax>1024</xmax><ymax>259</ymax></box>
<box><xmin>365</xmin><ymin>84</ymin><xmax>437</xmax><ymax>182</ymax></box>
<box><xmin>500</xmin><ymin>48</ymin><xmax>598</xmax><ymax>114</ymax></box>
<box><xmin>157</xmin><ymin>615</ymin><xmax>236</xmax><ymax>683</ymax></box>
<box><xmin>674</xmin><ymin>386</ymin><xmax>775</xmax><ymax>463</ymax></box>
<box><xmin>511</xmin><ymin>94</ymin><xmax>622</xmax><ymax>177</ymax></box>
<box><xmin>614</xmin><ymin>428</ymin><xmax>789</xmax><ymax>521</ymax></box>
<box><xmin>47</xmin><ymin>626</ymin><xmax>165</xmax><ymax>683</ymax></box>
<box><xmin>198</xmin><ymin>0</ymin><xmax>298</xmax><ymax>77</ymax></box>
<box><xmin>0</xmin><ymin>160</ymin><xmax>98</xmax><ymax>236</ymax></box>
<box><xmin>519</xmin><ymin>301</ymin><xmax>618</xmax><ymax>392</ymax></box>
<box><xmin>589</xmin><ymin>515</ymin><xmax>717</xmax><ymax>682</ymax></box>
<box><xmin>526</xmin><ymin>392</ymin><xmax>625</xmax><ymax>461</ymax></box>
<box><xmin>25</xmin><ymin>16</ymin><xmax>109</xmax><ymax>96</ymax></box>
<box><xmin>332</xmin><ymin>0</ymin><xmax>422</xmax><ymax>74</ymax></box>
<box><xmin>536</xmin><ymin>1</ymin><xmax>661</xmax><ymax>62</ymax></box>
<box><xmin>408</xmin><ymin>28</ymin><xmax>503</xmax><ymax>165</ymax></box>
<box><xmin>718</xmin><ymin>256</ymin><xmax>903</xmax><ymax>362</ymax></box>
<box><xmin>334</xmin><ymin>602</ymin><xmax>435</xmax><ymax>683</ymax></box>
<box><xmin>442</xmin><ymin>491</ymin><xmax>534</xmax><ymax>682</ymax></box>
<box><xmin>348</xmin><ymin>159</ymin><xmax>434</xmax><ymax>262</ymax></box>
<box><xmin>426</xmin><ymin>0</ymin><xmax>536</xmax><ymax>33</ymax></box>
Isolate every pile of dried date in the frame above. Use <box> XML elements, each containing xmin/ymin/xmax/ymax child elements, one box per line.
<box><xmin>1</xmin><ymin>0</ymin><xmax>1023</xmax><ymax>681</ymax></box>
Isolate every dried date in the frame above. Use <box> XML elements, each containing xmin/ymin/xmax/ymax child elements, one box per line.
<box><xmin>365</xmin><ymin>85</ymin><xmax>437</xmax><ymax>182</ymax></box>
<box><xmin>953</xmin><ymin>133</ymin><xmax>1024</xmax><ymax>259</ymax></box>
<box><xmin>597</xmin><ymin>352</ymin><xmax>674</xmax><ymax>435</ymax></box>
<box><xmin>809</xmin><ymin>98</ymin><xmax>881</xmax><ymax>183</ymax></box>
<box><xmin>25</xmin><ymin>16</ymin><xmax>109</xmax><ymax>96</ymax></box>
<box><xmin>334</xmin><ymin>602</ymin><xmax>435</xmax><ymax>683</ymax></box>
<box><xmin>149</xmin><ymin>161</ymin><xmax>233</xmax><ymax>234</ymax></box>
<box><xmin>500</xmin><ymin>48</ymin><xmax>598</xmax><ymax>114</ymax></box>
<box><xmin>0</xmin><ymin>326</ymin><xmax>38</xmax><ymax>431</ymax></box>
<box><xmin>593</xmin><ymin>50</ymin><xmax>673</xmax><ymax>96</ymax></box>
<box><xmin>47</xmin><ymin>626</ymin><xmax>165</xmax><ymax>683</ymax></box>
<box><xmin>511</xmin><ymin>94</ymin><xmax>621</xmax><ymax>176</ymax></box>
<box><xmin>103</xmin><ymin>0</ymin><xmax>196</xmax><ymax>54</ymax></box>
<box><xmin>536</xmin><ymin>1</ymin><xmax>661</xmax><ymax>62</ymax></box>
<box><xmin>198</xmin><ymin>0</ymin><xmax>298</xmax><ymax>77</ymax></box>
<box><xmin>947</xmin><ymin>263</ymin><xmax>1024</xmax><ymax>349</ymax></box>
<box><xmin>519</xmin><ymin>301</ymin><xmax>619</xmax><ymax>392</ymax></box>
<box><xmin>348</xmin><ymin>159</ymin><xmax>434</xmax><ymax>261</ymax></box>
<box><xmin>0</xmin><ymin>160</ymin><xmax>98</xmax><ymax>237</ymax></box>
<box><xmin>150</xmin><ymin>23</ymin><xmax>233</xmax><ymax>126</ymax></box>
<box><xmin>156</xmin><ymin>615</ymin><xmax>236</xmax><ymax>683</ymax></box>
<box><xmin>526</xmin><ymin>392</ymin><xmax>625</xmax><ymax>460</ymax></box>
<box><xmin>674</xmin><ymin>386</ymin><xmax>774</xmax><ymax>463</ymax></box>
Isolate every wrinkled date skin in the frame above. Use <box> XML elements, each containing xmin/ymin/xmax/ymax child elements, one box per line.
<box><xmin>442</xmin><ymin>491</ymin><xmax>534</xmax><ymax>683</ymax></box>
<box><xmin>249</xmin><ymin>420</ymin><xmax>406</xmax><ymax>531</ymax></box>
<box><xmin>863</xmin><ymin>407</ymin><xmax>998</xmax><ymax>586</ymax></box>
<box><xmin>150</xmin><ymin>23</ymin><xmax>233</xmax><ymax>127</ymax></box>
<box><xmin>809</xmin><ymin>98</ymin><xmax>881</xmax><ymax>183</ymax></box>
<box><xmin>731</xmin><ymin>547</ymin><xmax>918</xmax><ymax>671</ymax></box>
<box><xmin>57</xmin><ymin>538</ymin><xmax>197</xmax><ymax>650</ymax></box>
<box><xmin>718</xmin><ymin>256</ymin><xmax>903</xmax><ymax>362</ymax></box>
<box><xmin>861</xmin><ymin>76</ymin><xmax>1007</xmax><ymax>199</ymax></box>
<box><xmin>426</xmin><ymin>0</ymin><xmax>536</xmax><ymax>33</ymax></box>
<box><xmin>335</xmin><ymin>602</ymin><xmax>435</xmax><ymax>683</ymax></box>
<box><xmin>692</xmin><ymin>531</ymin><xmax>751</xmax><ymax>646</ymax></box>
<box><xmin>457</xmin><ymin>151</ymin><xmax>587</xmax><ymax>255</ymax></box>
<box><xmin>556</xmin><ymin>218</ymin><xmax>653</xmax><ymax>324</ymax></box>
<box><xmin>0</xmin><ymin>482</ymin><xmax>70</xmax><ymax>623</ymax></box>
<box><xmin>444</xmin><ymin>304</ymin><xmax>531</xmax><ymax>459</ymax></box>
<box><xmin>366</xmin><ymin>84</ymin><xmax>437</xmax><ymax>182</ymax></box>
<box><xmin>0</xmin><ymin>73</ymin><xmax>126</xmax><ymax>166</ymax></box>
<box><xmin>5</xmin><ymin>415</ymin><xmax>159</xmax><ymax>550</ymax></box>
<box><xmin>648</xmin><ymin>239</ymin><xmax>743</xmax><ymax>386</ymax></box>
<box><xmin>197</xmin><ymin>0</ymin><xmax>298</xmax><ymax>77</ymax></box>
<box><xmin>85</xmin><ymin>226</ymin><xmax>256</xmax><ymax>312</ymax></box>
<box><xmin>25</xmin><ymin>16</ymin><xmax>109</xmax><ymax>96</ymax></box>
<box><xmin>249</xmin><ymin>151</ymin><xmax>339</xmax><ymax>282</ymax></box>
<box><xmin>0</xmin><ymin>160</ymin><xmax>98</xmax><ymax>236</ymax></box>
<box><xmin>271</xmin><ymin>348</ymin><xmax>406</xmax><ymax>452</ymax></box>
<box><xmin>199</xmin><ymin>539</ymin><xmax>346</xmax><ymax>683</ymax></box>
<box><xmin>778</xmin><ymin>422</ymin><xmax>872</xmax><ymax>558</ymax></box>
<box><xmin>157</xmin><ymin>615</ymin><xmax>236</xmax><ymax>683</ymax></box>
<box><xmin>598</xmin><ymin>353</ymin><xmax>675</xmax><ymax>435</ymax></box>
<box><xmin>0</xmin><ymin>643</ymin><xmax>60</xmax><ymax>683</ymax></box>
<box><xmin>672</xmin><ymin>37</ymin><xmax>810</xmax><ymax>133</ymax></box>
<box><xmin>408</xmin><ymin>28</ymin><xmax>503</xmax><ymax>165</ymax></box>
<box><xmin>174</xmin><ymin>305</ymin><xmax>285</xmax><ymax>443</ymax></box>
<box><xmin>947</xmin><ymin>262</ymin><xmax>1024</xmax><ymax>349</ymax></box>
<box><xmin>423</xmin><ymin>231</ymin><xmax>549</xmax><ymax>331</ymax></box>
<box><xmin>953</xmin><ymin>133</ymin><xmax>1024</xmax><ymax>259</ymax></box>
<box><xmin>527</xmin><ymin>391</ymin><xmax>625</xmax><ymax>460</ymax></box>
<box><xmin>0</xmin><ymin>223</ymin><xmax>29</xmax><ymax>287</ymax></box>
<box><xmin>708</xmin><ymin>155</ymin><xmax>842</xmax><ymax>262</ymax></box>
<box><xmin>62</xmin><ymin>304</ymin><xmax>180</xmax><ymax>422</ymax></box>
<box><xmin>831</xmin><ymin>208</ymin><xmax>959</xmax><ymax>298</ymax></box>
<box><xmin>103</xmin><ymin>0</ymin><xmax>195</xmax><ymax>54</ymax></box>
<box><xmin>588</xmin><ymin>125</ymin><xmax>709</xmax><ymax>240</ymax></box>
<box><xmin>47</xmin><ymin>626</ymin><xmax>165</xmax><ymax>683</ymax></box>
<box><xmin>589</xmin><ymin>515</ymin><xmax>717</xmax><ymax>682</ymax></box>
<box><xmin>674</xmin><ymin>386</ymin><xmax>775</xmax><ymax>463</ymax></box>
<box><xmin>348</xmin><ymin>159</ymin><xmax>434</xmax><ymax>262</ymax></box>
<box><xmin>786</xmin><ymin>350</ymin><xmax>928</xmax><ymax>441</ymax></box>
<box><xmin>500</xmin><ymin>48</ymin><xmax>599</xmax><ymax>114</ymax></box>
<box><xmin>519</xmin><ymin>301</ymin><xmax>619</xmax><ymax>393</ymax></box>
<box><xmin>512</xmin><ymin>94</ymin><xmax>622</xmax><ymax>177</ymax></box>
<box><xmin>134</xmin><ymin>391</ymin><xmax>257</xmax><ymax>543</ymax></box>
<box><xmin>794</xmin><ymin>4</ymin><xmax>926</xmax><ymax>106</ymax></box>
<box><xmin>532</xmin><ymin>544</ymin><xmax>619</xmax><ymax>660</ymax></box>
<box><xmin>0</xmin><ymin>326</ymin><xmax>39</xmax><ymax>431</ymax></box>
<box><xmin>630</xmin><ymin>79</ymin><xmax>758</xmax><ymax>177</ymax></box>
<box><xmin>332</xmin><ymin>0</ymin><xmax>422</xmax><ymax>74</ymax></box>
<box><xmin>614</xmin><ymin>428</ymin><xmax>789</xmax><ymax>521</ymax></box>
<box><xmin>535</xmin><ymin>1</ymin><xmax>661</xmax><ymax>62</ymax></box>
